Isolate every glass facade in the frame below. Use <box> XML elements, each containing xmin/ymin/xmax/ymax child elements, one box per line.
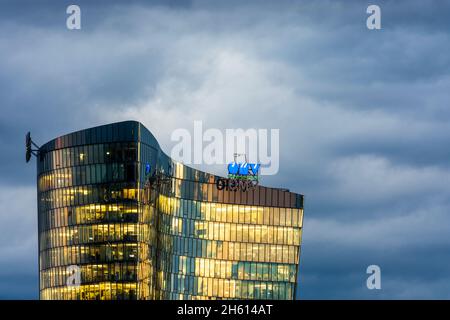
<box><xmin>37</xmin><ymin>121</ymin><xmax>304</xmax><ymax>300</ymax></box>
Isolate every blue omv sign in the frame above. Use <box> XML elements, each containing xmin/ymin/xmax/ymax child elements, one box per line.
<box><xmin>227</xmin><ymin>162</ymin><xmax>260</xmax><ymax>177</ymax></box>
<box><xmin>217</xmin><ymin>162</ymin><xmax>260</xmax><ymax>192</ymax></box>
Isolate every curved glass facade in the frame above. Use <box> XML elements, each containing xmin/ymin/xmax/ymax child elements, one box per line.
<box><xmin>37</xmin><ymin>121</ymin><xmax>304</xmax><ymax>300</ymax></box>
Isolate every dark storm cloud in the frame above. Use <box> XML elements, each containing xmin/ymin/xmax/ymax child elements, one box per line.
<box><xmin>0</xmin><ymin>0</ymin><xmax>450</xmax><ymax>299</ymax></box>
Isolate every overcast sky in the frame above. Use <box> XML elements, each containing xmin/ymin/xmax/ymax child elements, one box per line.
<box><xmin>1</xmin><ymin>0</ymin><xmax>450</xmax><ymax>299</ymax></box>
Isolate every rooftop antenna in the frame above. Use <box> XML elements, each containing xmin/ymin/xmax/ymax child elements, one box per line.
<box><xmin>233</xmin><ymin>153</ymin><xmax>247</xmax><ymax>163</ymax></box>
<box><xmin>25</xmin><ymin>132</ymin><xmax>40</xmax><ymax>163</ymax></box>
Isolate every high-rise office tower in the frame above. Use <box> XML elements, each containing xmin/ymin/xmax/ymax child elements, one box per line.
<box><xmin>36</xmin><ymin>121</ymin><xmax>304</xmax><ymax>300</ymax></box>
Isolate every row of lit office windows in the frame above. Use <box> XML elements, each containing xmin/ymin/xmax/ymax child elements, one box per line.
<box><xmin>38</xmin><ymin>163</ymin><xmax>139</xmax><ymax>192</ymax></box>
<box><xmin>40</xmin><ymin>282</ymin><xmax>138</xmax><ymax>300</ymax></box>
<box><xmin>40</xmin><ymin>243</ymin><xmax>138</xmax><ymax>270</ymax></box>
<box><xmin>39</xmin><ymin>235</ymin><xmax>298</xmax><ymax>270</ymax></box>
<box><xmin>38</xmin><ymin>184</ymin><xmax>141</xmax><ymax>211</ymax></box>
<box><xmin>156</xmin><ymin>254</ymin><xmax>296</xmax><ymax>283</ymax></box>
<box><xmin>38</xmin><ymin>193</ymin><xmax>301</xmax><ymax>232</ymax></box>
<box><xmin>157</xmin><ymin>234</ymin><xmax>299</xmax><ymax>264</ymax></box>
<box><xmin>156</xmin><ymin>274</ymin><xmax>294</xmax><ymax>300</ymax></box>
<box><xmin>39</xmin><ymin>203</ymin><xmax>144</xmax><ymax>231</ymax></box>
<box><xmin>39</xmin><ymin>143</ymin><xmax>138</xmax><ymax>173</ymax></box>
<box><xmin>41</xmin><ymin>280</ymin><xmax>294</xmax><ymax>300</ymax></box>
<box><xmin>158</xmin><ymin>195</ymin><xmax>303</xmax><ymax>227</ymax></box>
<box><xmin>40</xmin><ymin>256</ymin><xmax>295</xmax><ymax>291</ymax></box>
<box><xmin>40</xmin><ymin>262</ymin><xmax>137</xmax><ymax>289</ymax></box>
<box><xmin>159</xmin><ymin>214</ymin><xmax>302</xmax><ymax>246</ymax></box>
<box><xmin>39</xmin><ymin>223</ymin><xmax>144</xmax><ymax>250</ymax></box>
